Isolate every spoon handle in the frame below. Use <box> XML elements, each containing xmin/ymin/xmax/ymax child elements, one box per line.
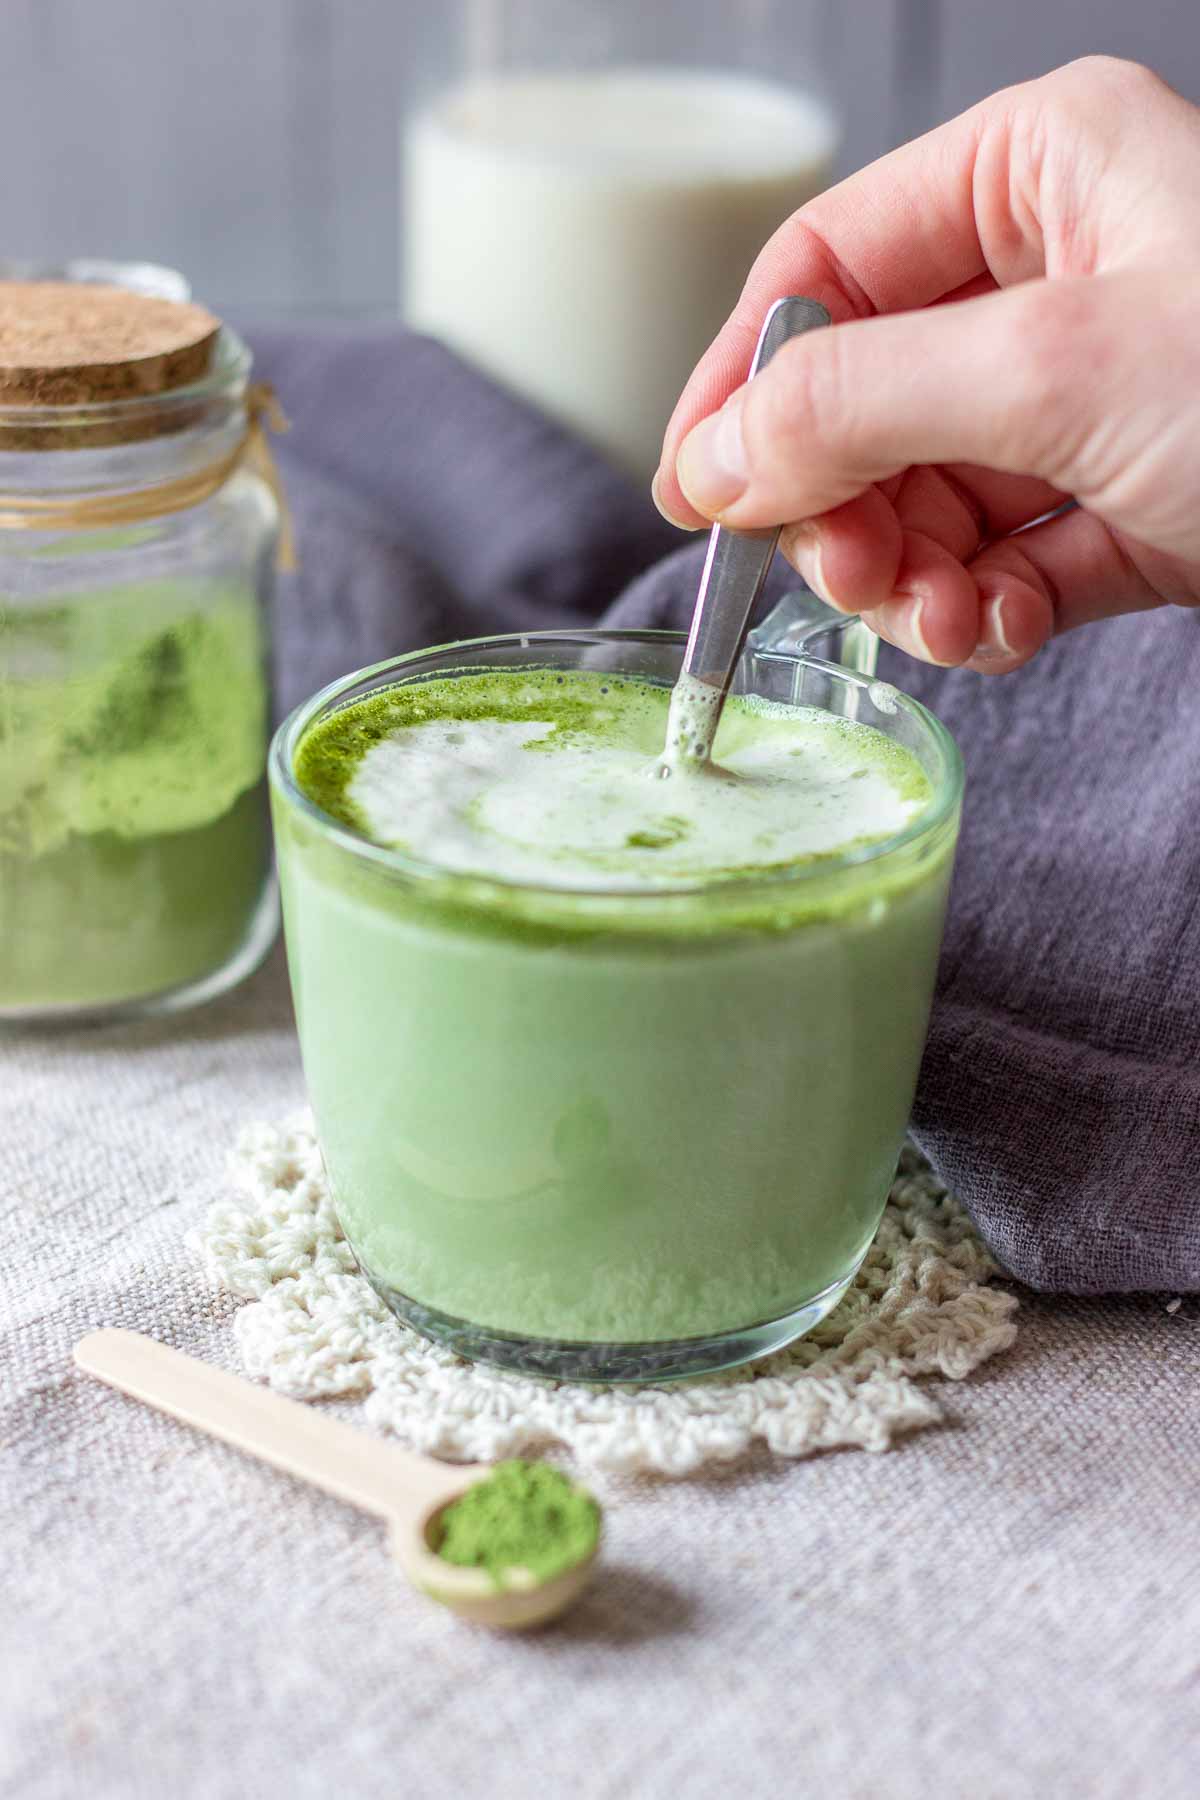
<box><xmin>681</xmin><ymin>295</ymin><xmax>831</xmax><ymax>687</ymax></box>
<box><xmin>75</xmin><ymin>1328</ymin><xmax>478</xmax><ymax>1521</ymax></box>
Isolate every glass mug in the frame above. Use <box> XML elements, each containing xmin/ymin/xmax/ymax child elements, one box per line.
<box><xmin>270</xmin><ymin>624</ymin><xmax>961</xmax><ymax>1382</ymax></box>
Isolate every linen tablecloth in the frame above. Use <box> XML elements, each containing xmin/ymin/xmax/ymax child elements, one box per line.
<box><xmin>4</xmin><ymin>946</ymin><xmax>1197</xmax><ymax>1797</ymax></box>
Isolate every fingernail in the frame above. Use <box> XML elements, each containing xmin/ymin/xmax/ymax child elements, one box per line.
<box><xmin>879</xmin><ymin>594</ymin><xmax>955</xmax><ymax>666</ymax></box>
<box><xmin>910</xmin><ymin>596</ymin><xmax>934</xmax><ymax>662</ymax></box>
<box><xmin>787</xmin><ymin>523</ymin><xmax>838</xmax><ymax>610</ymax></box>
<box><xmin>989</xmin><ymin>595</ymin><xmax>1014</xmax><ymax>655</ymax></box>
<box><xmin>650</xmin><ymin>470</ymin><xmax>698</xmax><ymax>531</ymax></box>
<box><xmin>676</xmin><ymin>392</ymin><xmax>749</xmax><ymax>516</ymax></box>
<box><xmin>972</xmin><ymin>595</ymin><xmax>1016</xmax><ymax>664</ymax></box>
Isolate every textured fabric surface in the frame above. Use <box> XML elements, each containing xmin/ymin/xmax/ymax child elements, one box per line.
<box><xmin>197</xmin><ymin>1122</ymin><xmax>1017</xmax><ymax>1472</ymax></box>
<box><xmin>4</xmin><ymin>948</ymin><xmax>1199</xmax><ymax>1799</ymax></box>
<box><xmin>252</xmin><ymin>322</ymin><xmax>1200</xmax><ymax>1293</ymax></box>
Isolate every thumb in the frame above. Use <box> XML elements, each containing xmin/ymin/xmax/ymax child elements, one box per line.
<box><xmin>670</xmin><ymin>278</ymin><xmax>1123</xmax><ymax>531</ymax></box>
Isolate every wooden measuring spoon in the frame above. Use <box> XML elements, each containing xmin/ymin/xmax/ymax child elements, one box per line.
<box><xmin>74</xmin><ymin>1328</ymin><xmax>599</xmax><ymax>1630</ymax></box>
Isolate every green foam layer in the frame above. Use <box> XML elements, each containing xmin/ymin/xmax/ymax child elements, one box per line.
<box><xmin>294</xmin><ymin>667</ymin><xmax>934</xmax><ymax>890</ymax></box>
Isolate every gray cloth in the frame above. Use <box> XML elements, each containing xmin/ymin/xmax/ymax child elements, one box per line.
<box><xmin>251</xmin><ymin>324</ymin><xmax>1200</xmax><ymax>1295</ymax></box>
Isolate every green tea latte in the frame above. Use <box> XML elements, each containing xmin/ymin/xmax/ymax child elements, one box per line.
<box><xmin>276</xmin><ymin>663</ymin><xmax>958</xmax><ymax>1372</ymax></box>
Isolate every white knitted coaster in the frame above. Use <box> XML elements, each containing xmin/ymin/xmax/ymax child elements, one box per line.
<box><xmin>196</xmin><ymin>1117</ymin><xmax>1018</xmax><ymax>1477</ymax></box>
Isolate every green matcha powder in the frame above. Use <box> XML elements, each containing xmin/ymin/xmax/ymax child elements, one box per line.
<box><xmin>434</xmin><ymin>1460</ymin><xmax>601</xmax><ymax>1588</ymax></box>
<box><xmin>1</xmin><ymin>578</ymin><xmax>269</xmax><ymax>1009</ymax></box>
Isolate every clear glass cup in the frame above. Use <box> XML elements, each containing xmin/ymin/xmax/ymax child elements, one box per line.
<box><xmin>271</xmin><ymin>627</ymin><xmax>961</xmax><ymax>1383</ymax></box>
<box><xmin>402</xmin><ymin>0</ymin><xmax>840</xmax><ymax>480</ymax></box>
<box><xmin>0</xmin><ymin>327</ymin><xmax>279</xmax><ymax>1023</ymax></box>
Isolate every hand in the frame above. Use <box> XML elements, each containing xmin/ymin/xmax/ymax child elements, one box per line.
<box><xmin>653</xmin><ymin>57</ymin><xmax>1200</xmax><ymax>672</ymax></box>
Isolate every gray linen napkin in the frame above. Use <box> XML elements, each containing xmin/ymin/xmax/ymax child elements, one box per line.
<box><xmin>250</xmin><ymin>322</ymin><xmax>1200</xmax><ymax>1296</ymax></box>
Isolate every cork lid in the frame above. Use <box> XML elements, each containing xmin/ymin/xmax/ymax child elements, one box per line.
<box><xmin>0</xmin><ymin>281</ymin><xmax>220</xmax><ymax>407</ymax></box>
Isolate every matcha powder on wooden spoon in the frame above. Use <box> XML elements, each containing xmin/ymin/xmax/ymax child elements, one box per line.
<box><xmin>434</xmin><ymin>1460</ymin><xmax>601</xmax><ymax>1589</ymax></box>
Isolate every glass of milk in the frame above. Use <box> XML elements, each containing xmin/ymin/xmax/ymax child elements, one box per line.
<box><xmin>402</xmin><ymin>0</ymin><xmax>840</xmax><ymax>481</ymax></box>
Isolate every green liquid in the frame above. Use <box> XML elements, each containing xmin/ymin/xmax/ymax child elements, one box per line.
<box><xmin>1</xmin><ymin>580</ymin><xmax>270</xmax><ymax>1014</ymax></box>
<box><xmin>280</xmin><ymin>669</ymin><xmax>957</xmax><ymax>1349</ymax></box>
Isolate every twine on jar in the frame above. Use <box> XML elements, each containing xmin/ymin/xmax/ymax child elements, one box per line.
<box><xmin>0</xmin><ymin>382</ymin><xmax>297</xmax><ymax>570</ymax></box>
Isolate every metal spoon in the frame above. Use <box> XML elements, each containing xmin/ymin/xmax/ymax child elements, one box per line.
<box><xmin>660</xmin><ymin>295</ymin><xmax>831</xmax><ymax>775</ymax></box>
<box><xmin>75</xmin><ymin>1328</ymin><xmax>600</xmax><ymax>1631</ymax></box>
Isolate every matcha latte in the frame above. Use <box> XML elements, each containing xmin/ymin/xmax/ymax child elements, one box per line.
<box><xmin>272</xmin><ymin>634</ymin><xmax>962</xmax><ymax>1381</ymax></box>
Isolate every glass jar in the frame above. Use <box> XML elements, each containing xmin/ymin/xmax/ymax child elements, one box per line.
<box><xmin>0</xmin><ymin>258</ymin><xmax>191</xmax><ymax>303</ymax></box>
<box><xmin>402</xmin><ymin>0</ymin><xmax>840</xmax><ymax>481</ymax></box>
<box><xmin>0</xmin><ymin>319</ymin><xmax>281</xmax><ymax>1023</ymax></box>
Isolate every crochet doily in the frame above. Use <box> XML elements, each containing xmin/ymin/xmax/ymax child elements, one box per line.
<box><xmin>195</xmin><ymin>1117</ymin><xmax>1018</xmax><ymax>1477</ymax></box>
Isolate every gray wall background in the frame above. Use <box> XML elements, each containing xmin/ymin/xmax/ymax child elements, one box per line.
<box><xmin>2</xmin><ymin>0</ymin><xmax>1198</xmax><ymax>315</ymax></box>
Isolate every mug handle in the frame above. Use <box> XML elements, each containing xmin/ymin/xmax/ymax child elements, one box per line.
<box><xmin>746</xmin><ymin>588</ymin><xmax>880</xmax><ymax>678</ymax></box>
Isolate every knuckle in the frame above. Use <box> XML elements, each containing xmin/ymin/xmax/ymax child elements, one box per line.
<box><xmin>1054</xmin><ymin>54</ymin><xmax>1167</xmax><ymax>109</ymax></box>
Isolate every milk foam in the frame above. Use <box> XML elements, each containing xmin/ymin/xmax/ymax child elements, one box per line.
<box><xmin>343</xmin><ymin>678</ymin><xmax>929</xmax><ymax>892</ymax></box>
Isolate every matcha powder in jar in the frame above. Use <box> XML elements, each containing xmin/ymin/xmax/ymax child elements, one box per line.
<box><xmin>0</xmin><ymin>277</ymin><xmax>288</xmax><ymax>1021</ymax></box>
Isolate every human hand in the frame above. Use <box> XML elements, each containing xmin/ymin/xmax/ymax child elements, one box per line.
<box><xmin>653</xmin><ymin>57</ymin><xmax>1200</xmax><ymax>672</ymax></box>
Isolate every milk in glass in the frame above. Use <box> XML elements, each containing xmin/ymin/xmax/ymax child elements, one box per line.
<box><xmin>403</xmin><ymin>69</ymin><xmax>838</xmax><ymax>479</ymax></box>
